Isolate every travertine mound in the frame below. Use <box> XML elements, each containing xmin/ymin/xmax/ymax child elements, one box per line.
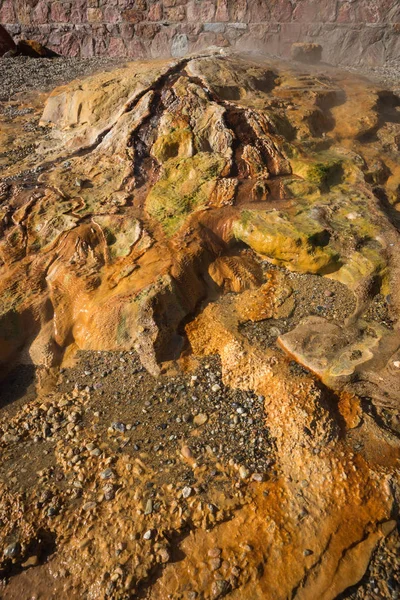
<box><xmin>0</xmin><ymin>51</ymin><xmax>399</xmax><ymax>599</ymax></box>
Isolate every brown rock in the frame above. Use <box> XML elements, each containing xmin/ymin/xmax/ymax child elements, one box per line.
<box><xmin>290</xmin><ymin>42</ymin><xmax>322</xmax><ymax>64</ymax></box>
<box><xmin>0</xmin><ymin>24</ymin><xmax>15</xmax><ymax>57</ymax></box>
<box><xmin>16</xmin><ymin>39</ymin><xmax>59</xmax><ymax>58</ymax></box>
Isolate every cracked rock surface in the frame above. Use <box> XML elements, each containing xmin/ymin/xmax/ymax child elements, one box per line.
<box><xmin>0</xmin><ymin>51</ymin><xmax>399</xmax><ymax>599</ymax></box>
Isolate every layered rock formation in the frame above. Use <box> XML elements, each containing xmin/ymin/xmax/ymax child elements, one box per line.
<box><xmin>0</xmin><ymin>52</ymin><xmax>399</xmax><ymax>598</ymax></box>
<box><xmin>1</xmin><ymin>0</ymin><xmax>399</xmax><ymax>65</ymax></box>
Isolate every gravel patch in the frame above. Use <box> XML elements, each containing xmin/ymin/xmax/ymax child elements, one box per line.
<box><xmin>341</xmin><ymin>63</ymin><xmax>400</xmax><ymax>94</ymax></box>
<box><xmin>0</xmin><ymin>56</ymin><xmax>129</xmax><ymax>101</ymax></box>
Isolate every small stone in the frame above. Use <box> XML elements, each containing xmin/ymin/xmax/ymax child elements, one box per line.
<box><xmin>83</xmin><ymin>502</ymin><xmax>97</xmax><ymax>511</ymax></box>
<box><xmin>238</xmin><ymin>466</ymin><xmax>250</xmax><ymax>480</ymax></box>
<box><xmin>112</xmin><ymin>422</ymin><xmax>126</xmax><ymax>433</ymax></box>
<box><xmin>211</xmin><ymin>384</ymin><xmax>221</xmax><ymax>393</ymax></box>
<box><xmin>2</xmin><ymin>433</ymin><xmax>20</xmax><ymax>443</ymax></box>
<box><xmin>193</xmin><ymin>413</ymin><xmax>208</xmax><ymax>426</ymax></box>
<box><xmin>143</xmin><ymin>529</ymin><xmax>153</xmax><ymax>540</ymax></box>
<box><xmin>182</xmin><ymin>486</ymin><xmax>192</xmax><ymax>499</ymax></box>
<box><xmin>181</xmin><ymin>445</ymin><xmax>193</xmax><ymax>459</ymax></box>
<box><xmin>211</xmin><ymin>580</ymin><xmax>229</xmax><ymax>598</ymax></box>
<box><xmin>100</xmin><ymin>468</ymin><xmax>115</xmax><ymax>480</ymax></box>
<box><xmin>251</xmin><ymin>473</ymin><xmax>264</xmax><ymax>482</ymax></box>
<box><xmin>103</xmin><ymin>483</ymin><xmax>115</xmax><ymax>501</ymax></box>
<box><xmin>304</xmin><ymin>549</ymin><xmax>314</xmax><ymax>556</ymax></box>
<box><xmin>3</xmin><ymin>542</ymin><xmax>21</xmax><ymax>558</ymax></box>
<box><xmin>144</xmin><ymin>499</ymin><xmax>153</xmax><ymax>515</ymax></box>
<box><xmin>209</xmin><ymin>557</ymin><xmax>222</xmax><ymax>571</ymax></box>
<box><xmin>158</xmin><ymin>547</ymin><xmax>170</xmax><ymax>563</ymax></box>
<box><xmin>208</xmin><ymin>548</ymin><xmax>222</xmax><ymax>558</ymax></box>
<box><xmin>22</xmin><ymin>555</ymin><xmax>39</xmax><ymax>568</ymax></box>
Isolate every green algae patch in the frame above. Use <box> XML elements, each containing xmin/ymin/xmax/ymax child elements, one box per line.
<box><xmin>146</xmin><ymin>152</ymin><xmax>227</xmax><ymax>236</ymax></box>
<box><xmin>233</xmin><ymin>209</ymin><xmax>339</xmax><ymax>274</ymax></box>
<box><xmin>152</xmin><ymin>126</ymin><xmax>194</xmax><ymax>164</ymax></box>
<box><xmin>291</xmin><ymin>157</ymin><xmax>343</xmax><ymax>188</ymax></box>
<box><xmin>283</xmin><ymin>178</ymin><xmax>321</xmax><ymax>201</ymax></box>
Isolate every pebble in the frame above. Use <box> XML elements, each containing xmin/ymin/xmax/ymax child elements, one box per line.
<box><xmin>211</xmin><ymin>580</ymin><xmax>229</xmax><ymax>598</ymax></box>
<box><xmin>239</xmin><ymin>466</ymin><xmax>250</xmax><ymax>480</ymax></box>
<box><xmin>22</xmin><ymin>555</ymin><xmax>39</xmax><ymax>568</ymax></box>
<box><xmin>182</xmin><ymin>486</ymin><xmax>192</xmax><ymax>499</ymax></box>
<box><xmin>3</xmin><ymin>542</ymin><xmax>21</xmax><ymax>558</ymax></box>
<box><xmin>112</xmin><ymin>421</ymin><xmax>126</xmax><ymax>433</ymax></box>
<box><xmin>209</xmin><ymin>557</ymin><xmax>222</xmax><ymax>571</ymax></box>
<box><xmin>193</xmin><ymin>413</ymin><xmax>208</xmax><ymax>426</ymax></box>
<box><xmin>83</xmin><ymin>502</ymin><xmax>97</xmax><ymax>511</ymax></box>
<box><xmin>144</xmin><ymin>499</ymin><xmax>153</xmax><ymax>515</ymax></box>
<box><xmin>100</xmin><ymin>468</ymin><xmax>115</xmax><ymax>480</ymax></box>
<box><xmin>181</xmin><ymin>445</ymin><xmax>193</xmax><ymax>459</ymax></box>
<box><xmin>211</xmin><ymin>384</ymin><xmax>221</xmax><ymax>393</ymax></box>
<box><xmin>208</xmin><ymin>548</ymin><xmax>222</xmax><ymax>558</ymax></box>
<box><xmin>143</xmin><ymin>529</ymin><xmax>153</xmax><ymax>540</ymax></box>
<box><xmin>158</xmin><ymin>547</ymin><xmax>170</xmax><ymax>563</ymax></box>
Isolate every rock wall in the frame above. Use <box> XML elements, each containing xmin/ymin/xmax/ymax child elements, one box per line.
<box><xmin>0</xmin><ymin>0</ymin><xmax>399</xmax><ymax>65</ymax></box>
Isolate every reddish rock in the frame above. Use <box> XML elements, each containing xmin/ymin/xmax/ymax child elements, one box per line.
<box><xmin>136</xmin><ymin>23</ymin><xmax>161</xmax><ymax>38</ymax></box>
<box><xmin>108</xmin><ymin>37</ymin><xmax>126</xmax><ymax>56</ymax></box>
<box><xmin>31</xmin><ymin>2</ymin><xmax>50</xmax><ymax>25</ymax></box>
<box><xmin>60</xmin><ymin>31</ymin><xmax>81</xmax><ymax>56</ymax></box>
<box><xmin>125</xmin><ymin>37</ymin><xmax>146</xmax><ymax>57</ymax></box>
<box><xmin>215</xmin><ymin>0</ymin><xmax>229</xmax><ymax>22</ymax></box>
<box><xmin>229</xmin><ymin>0</ymin><xmax>247</xmax><ymax>22</ymax></box>
<box><xmin>119</xmin><ymin>23</ymin><xmax>135</xmax><ymax>39</ymax></box>
<box><xmin>123</xmin><ymin>9</ymin><xmax>144</xmax><ymax>23</ymax></box>
<box><xmin>50</xmin><ymin>1</ymin><xmax>70</xmax><ymax>23</ymax></box>
<box><xmin>0</xmin><ymin>0</ymin><xmax>16</xmax><ymax>23</ymax></box>
<box><xmin>247</xmin><ymin>0</ymin><xmax>270</xmax><ymax>22</ymax></box>
<box><xmin>165</xmin><ymin>6</ymin><xmax>186</xmax><ymax>22</ymax></box>
<box><xmin>0</xmin><ymin>24</ymin><xmax>16</xmax><ymax>56</ymax></box>
<box><xmin>148</xmin><ymin>2</ymin><xmax>163</xmax><ymax>21</ymax></box>
<box><xmin>270</xmin><ymin>0</ymin><xmax>293</xmax><ymax>22</ymax></box>
<box><xmin>293</xmin><ymin>0</ymin><xmax>336</xmax><ymax>23</ymax></box>
<box><xmin>187</xmin><ymin>0</ymin><xmax>215</xmax><ymax>23</ymax></box>
<box><xmin>104</xmin><ymin>6</ymin><xmax>122</xmax><ymax>24</ymax></box>
<box><xmin>151</xmin><ymin>28</ymin><xmax>174</xmax><ymax>57</ymax></box>
<box><xmin>337</xmin><ymin>2</ymin><xmax>355</xmax><ymax>24</ymax></box>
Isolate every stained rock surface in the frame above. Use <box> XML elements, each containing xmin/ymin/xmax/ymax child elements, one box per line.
<box><xmin>0</xmin><ymin>51</ymin><xmax>399</xmax><ymax>599</ymax></box>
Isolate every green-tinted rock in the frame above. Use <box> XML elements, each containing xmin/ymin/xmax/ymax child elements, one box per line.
<box><xmin>146</xmin><ymin>152</ymin><xmax>228</xmax><ymax>236</ymax></box>
<box><xmin>233</xmin><ymin>209</ymin><xmax>339</xmax><ymax>274</ymax></box>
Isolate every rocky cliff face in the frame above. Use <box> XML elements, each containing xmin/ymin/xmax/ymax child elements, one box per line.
<box><xmin>1</xmin><ymin>0</ymin><xmax>399</xmax><ymax>65</ymax></box>
<box><xmin>0</xmin><ymin>52</ymin><xmax>399</xmax><ymax>598</ymax></box>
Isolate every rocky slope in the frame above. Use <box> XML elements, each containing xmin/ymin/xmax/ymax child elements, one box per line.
<box><xmin>0</xmin><ymin>51</ymin><xmax>399</xmax><ymax>599</ymax></box>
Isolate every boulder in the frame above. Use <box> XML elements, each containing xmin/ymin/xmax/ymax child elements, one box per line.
<box><xmin>16</xmin><ymin>39</ymin><xmax>59</xmax><ymax>58</ymax></box>
<box><xmin>290</xmin><ymin>42</ymin><xmax>322</xmax><ymax>64</ymax></box>
<box><xmin>0</xmin><ymin>24</ymin><xmax>16</xmax><ymax>57</ymax></box>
